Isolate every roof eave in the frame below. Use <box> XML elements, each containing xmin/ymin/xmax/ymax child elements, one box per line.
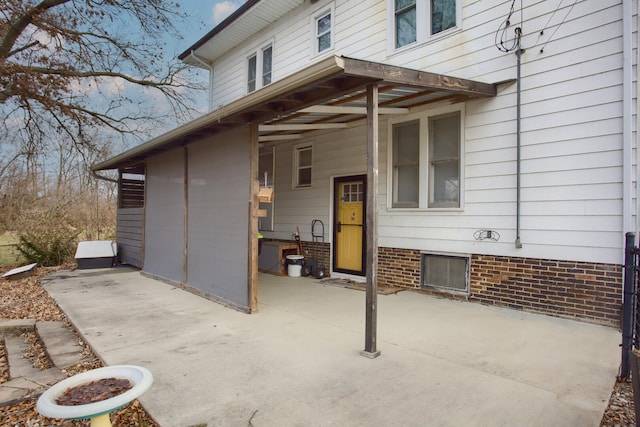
<box><xmin>92</xmin><ymin>56</ymin><xmax>347</xmax><ymax>171</ymax></box>
<box><xmin>177</xmin><ymin>0</ymin><xmax>261</xmax><ymax>62</ymax></box>
<box><xmin>93</xmin><ymin>56</ymin><xmax>500</xmax><ymax>172</ymax></box>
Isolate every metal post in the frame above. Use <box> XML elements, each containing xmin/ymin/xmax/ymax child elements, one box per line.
<box><xmin>620</xmin><ymin>232</ymin><xmax>636</xmax><ymax>379</ymax></box>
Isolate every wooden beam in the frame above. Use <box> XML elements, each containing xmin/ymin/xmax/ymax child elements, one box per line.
<box><xmin>248</xmin><ymin>124</ymin><xmax>259</xmax><ymax>313</ymax></box>
<box><xmin>341</xmin><ymin>57</ymin><xmax>497</xmax><ymax>97</ymax></box>
<box><xmin>258</xmin><ymin>123</ymin><xmax>347</xmax><ymax>131</ymax></box>
<box><xmin>258</xmin><ymin>134</ymin><xmax>302</xmax><ymax>142</ymax></box>
<box><xmin>361</xmin><ymin>83</ymin><xmax>380</xmax><ymax>359</ymax></box>
<box><xmin>300</xmin><ymin>105</ymin><xmax>408</xmax><ymax>115</ymax></box>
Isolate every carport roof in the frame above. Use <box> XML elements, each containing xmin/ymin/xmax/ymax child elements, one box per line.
<box><xmin>92</xmin><ymin>56</ymin><xmax>501</xmax><ymax>172</ymax></box>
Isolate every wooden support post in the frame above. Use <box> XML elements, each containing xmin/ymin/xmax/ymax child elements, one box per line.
<box><xmin>361</xmin><ymin>84</ymin><xmax>381</xmax><ymax>359</ymax></box>
<box><xmin>248</xmin><ymin>124</ymin><xmax>259</xmax><ymax>312</ymax></box>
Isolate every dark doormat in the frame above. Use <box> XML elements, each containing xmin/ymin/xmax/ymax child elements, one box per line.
<box><xmin>318</xmin><ymin>278</ymin><xmax>404</xmax><ymax>295</ymax></box>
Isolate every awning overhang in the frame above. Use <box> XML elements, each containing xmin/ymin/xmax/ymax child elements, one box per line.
<box><xmin>92</xmin><ymin>56</ymin><xmax>500</xmax><ymax>172</ymax></box>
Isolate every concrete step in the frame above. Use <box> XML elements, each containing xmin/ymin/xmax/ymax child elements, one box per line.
<box><xmin>5</xmin><ymin>336</ymin><xmax>42</xmax><ymax>380</ymax></box>
<box><xmin>36</xmin><ymin>321</ymin><xmax>85</xmax><ymax>368</ymax></box>
<box><xmin>0</xmin><ymin>319</ymin><xmax>36</xmax><ymax>339</ymax></box>
<box><xmin>1</xmin><ymin>333</ymin><xmax>65</xmax><ymax>407</ymax></box>
<box><xmin>0</xmin><ymin>320</ymin><xmax>86</xmax><ymax>407</ymax></box>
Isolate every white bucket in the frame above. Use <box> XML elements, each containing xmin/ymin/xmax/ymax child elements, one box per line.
<box><xmin>286</xmin><ymin>255</ymin><xmax>304</xmax><ymax>277</ymax></box>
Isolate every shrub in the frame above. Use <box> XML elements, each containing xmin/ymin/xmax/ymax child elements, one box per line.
<box><xmin>16</xmin><ymin>234</ymin><xmax>76</xmax><ymax>266</ymax></box>
<box><xmin>14</xmin><ymin>205</ymin><xmax>79</xmax><ymax>266</ymax></box>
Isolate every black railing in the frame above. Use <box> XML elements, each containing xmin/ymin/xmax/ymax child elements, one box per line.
<box><xmin>621</xmin><ymin>232</ymin><xmax>640</xmax><ymax>379</ymax></box>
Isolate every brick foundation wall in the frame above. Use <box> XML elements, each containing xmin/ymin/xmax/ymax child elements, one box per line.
<box><xmin>377</xmin><ymin>247</ymin><xmax>622</xmax><ymax>327</ymax></box>
<box><xmin>301</xmin><ymin>241</ymin><xmax>330</xmax><ymax>276</ymax></box>
<box><xmin>379</xmin><ymin>247</ymin><xmax>421</xmax><ymax>288</ymax></box>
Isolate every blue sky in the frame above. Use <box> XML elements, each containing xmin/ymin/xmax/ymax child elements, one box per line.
<box><xmin>123</xmin><ymin>1</ymin><xmax>243</xmax><ymax>143</ymax></box>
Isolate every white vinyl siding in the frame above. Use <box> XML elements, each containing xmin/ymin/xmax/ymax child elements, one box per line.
<box><xmin>204</xmin><ymin>0</ymin><xmax>628</xmax><ymax>266</ymax></box>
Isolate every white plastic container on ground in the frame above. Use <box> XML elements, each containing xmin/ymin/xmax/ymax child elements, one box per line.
<box><xmin>286</xmin><ymin>255</ymin><xmax>304</xmax><ymax>277</ymax></box>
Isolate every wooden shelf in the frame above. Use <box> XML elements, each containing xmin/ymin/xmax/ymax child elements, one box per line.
<box><xmin>258</xmin><ymin>241</ymin><xmax>299</xmax><ymax>276</ymax></box>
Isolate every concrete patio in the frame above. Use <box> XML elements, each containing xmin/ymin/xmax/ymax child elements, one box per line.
<box><xmin>42</xmin><ymin>268</ymin><xmax>620</xmax><ymax>426</ymax></box>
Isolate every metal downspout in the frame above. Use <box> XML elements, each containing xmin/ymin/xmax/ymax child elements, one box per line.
<box><xmin>189</xmin><ymin>50</ymin><xmax>214</xmax><ymax>111</ymax></box>
<box><xmin>623</xmin><ymin>0</ymin><xmax>633</xmax><ymax>238</ymax></box>
<box><xmin>515</xmin><ymin>47</ymin><xmax>523</xmax><ymax>249</ymax></box>
<box><xmin>636</xmin><ymin>0</ymin><xmax>640</xmax><ymax>235</ymax></box>
<box><xmin>91</xmin><ymin>169</ymin><xmax>118</xmax><ymax>184</ymax></box>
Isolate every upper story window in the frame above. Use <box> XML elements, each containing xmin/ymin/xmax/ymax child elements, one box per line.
<box><xmin>312</xmin><ymin>4</ymin><xmax>335</xmax><ymax>55</ymax></box>
<box><xmin>262</xmin><ymin>45</ymin><xmax>272</xmax><ymax>86</ymax></box>
<box><xmin>247</xmin><ymin>43</ymin><xmax>273</xmax><ymax>93</ymax></box>
<box><xmin>393</xmin><ymin>0</ymin><xmax>459</xmax><ymax>49</ymax></box>
<box><xmin>395</xmin><ymin>0</ymin><xmax>417</xmax><ymax>48</ymax></box>
<box><xmin>431</xmin><ymin>0</ymin><xmax>457</xmax><ymax>34</ymax></box>
<box><xmin>390</xmin><ymin>108</ymin><xmax>462</xmax><ymax>209</ymax></box>
<box><xmin>294</xmin><ymin>144</ymin><xmax>313</xmax><ymax>188</ymax></box>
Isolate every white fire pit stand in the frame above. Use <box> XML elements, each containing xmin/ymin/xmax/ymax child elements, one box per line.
<box><xmin>37</xmin><ymin>365</ymin><xmax>153</xmax><ymax>427</ymax></box>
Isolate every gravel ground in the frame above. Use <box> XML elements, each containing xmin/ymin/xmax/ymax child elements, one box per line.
<box><xmin>0</xmin><ymin>267</ymin><xmax>158</xmax><ymax>426</ymax></box>
<box><xmin>0</xmin><ymin>266</ymin><xmax>635</xmax><ymax>426</ymax></box>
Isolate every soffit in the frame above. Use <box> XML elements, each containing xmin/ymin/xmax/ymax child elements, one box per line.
<box><xmin>179</xmin><ymin>0</ymin><xmax>305</xmax><ymax>65</ymax></box>
<box><xmin>93</xmin><ymin>56</ymin><xmax>502</xmax><ymax>172</ymax></box>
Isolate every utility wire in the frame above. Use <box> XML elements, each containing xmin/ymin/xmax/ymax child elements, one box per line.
<box><xmin>536</xmin><ymin>0</ymin><xmax>579</xmax><ymax>53</ymax></box>
<box><xmin>495</xmin><ymin>0</ymin><xmax>522</xmax><ymax>53</ymax></box>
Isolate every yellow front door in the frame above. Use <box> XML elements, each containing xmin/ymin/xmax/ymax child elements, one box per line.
<box><xmin>334</xmin><ymin>177</ymin><xmax>365</xmax><ymax>274</ymax></box>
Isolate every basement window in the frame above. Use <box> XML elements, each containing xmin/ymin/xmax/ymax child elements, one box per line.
<box><xmin>421</xmin><ymin>253</ymin><xmax>469</xmax><ymax>293</ymax></box>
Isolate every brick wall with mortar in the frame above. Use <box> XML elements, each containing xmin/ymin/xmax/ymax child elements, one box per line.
<box><xmin>301</xmin><ymin>241</ymin><xmax>330</xmax><ymax>276</ymax></box>
<box><xmin>377</xmin><ymin>247</ymin><xmax>622</xmax><ymax>327</ymax></box>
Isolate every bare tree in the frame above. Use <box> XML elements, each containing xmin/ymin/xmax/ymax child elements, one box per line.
<box><xmin>0</xmin><ymin>0</ymin><xmax>204</xmax><ymax>150</ymax></box>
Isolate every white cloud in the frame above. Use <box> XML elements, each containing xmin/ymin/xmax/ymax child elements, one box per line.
<box><xmin>212</xmin><ymin>1</ymin><xmax>240</xmax><ymax>25</ymax></box>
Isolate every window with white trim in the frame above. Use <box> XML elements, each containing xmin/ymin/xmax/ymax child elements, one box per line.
<box><xmin>392</xmin><ymin>120</ymin><xmax>419</xmax><ymax>208</ymax></box>
<box><xmin>390</xmin><ymin>108</ymin><xmax>462</xmax><ymax>209</ymax></box>
<box><xmin>392</xmin><ymin>0</ymin><xmax>459</xmax><ymax>49</ymax></box>
<box><xmin>429</xmin><ymin>112</ymin><xmax>460</xmax><ymax>208</ymax></box>
<box><xmin>313</xmin><ymin>5</ymin><xmax>334</xmax><ymax>54</ymax></box>
<box><xmin>421</xmin><ymin>253</ymin><xmax>469</xmax><ymax>292</ymax></box>
<box><xmin>395</xmin><ymin>0</ymin><xmax>417</xmax><ymax>48</ymax></box>
<box><xmin>294</xmin><ymin>145</ymin><xmax>312</xmax><ymax>188</ymax></box>
<box><xmin>247</xmin><ymin>43</ymin><xmax>273</xmax><ymax>93</ymax></box>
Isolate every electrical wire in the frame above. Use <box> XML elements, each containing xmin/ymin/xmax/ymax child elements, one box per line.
<box><xmin>536</xmin><ymin>0</ymin><xmax>579</xmax><ymax>53</ymax></box>
<box><xmin>495</xmin><ymin>0</ymin><xmax>522</xmax><ymax>53</ymax></box>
